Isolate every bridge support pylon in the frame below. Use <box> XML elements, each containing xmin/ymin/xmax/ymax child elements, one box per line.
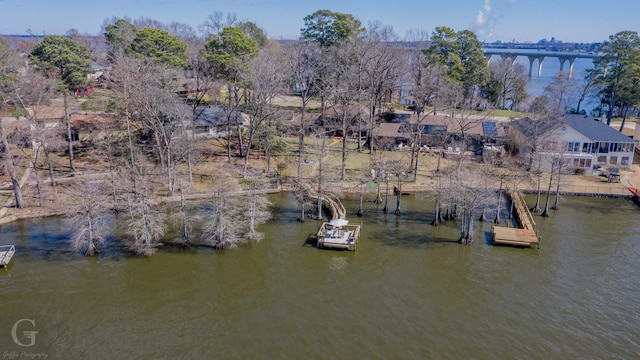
<box><xmin>527</xmin><ymin>56</ymin><xmax>545</xmax><ymax>77</ymax></box>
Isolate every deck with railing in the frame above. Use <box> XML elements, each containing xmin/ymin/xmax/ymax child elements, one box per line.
<box><xmin>0</xmin><ymin>245</ymin><xmax>16</xmax><ymax>267</ymax></box>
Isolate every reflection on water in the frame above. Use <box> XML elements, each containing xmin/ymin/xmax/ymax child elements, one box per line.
<box><xmin>0</xmin><ymin>193</ymin><xmax>638</xmax><ymax>359</ymax></box>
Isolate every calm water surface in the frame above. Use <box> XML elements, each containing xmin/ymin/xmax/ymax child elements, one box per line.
<box><xmin>0</xmin><ymin>193</ymin><xmax>638</xmax><ymax>359</ymax></box>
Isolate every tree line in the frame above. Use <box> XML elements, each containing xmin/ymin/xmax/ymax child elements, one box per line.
<box><xmin>1</xmin><ymin>9</ymin><xmax>638</xmax><ymax>254</ymax></box>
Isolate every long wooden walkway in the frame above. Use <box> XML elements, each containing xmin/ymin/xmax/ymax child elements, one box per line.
<box><xmin>284</xmin><ymin>182</ymin><xmax>345</xmax><ymax>220</ymax></box>
<box><xmin>492</xmin><ymin>189</ymin><xmax>539</xmax><ymax>248</ymax></box>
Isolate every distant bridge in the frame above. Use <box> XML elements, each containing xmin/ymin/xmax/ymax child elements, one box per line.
<box><xmin>482</xmin><ymin>49</ymin><xmax>600</xmax><ymax>78</ymax></box>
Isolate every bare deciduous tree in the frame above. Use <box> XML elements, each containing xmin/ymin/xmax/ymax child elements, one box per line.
<box><xmin>0</xmin><ymin>119</ymin><xmax>24</xmax><ymax>208</ymax></box>
<box><xmin>122</xmin><ymin>164</ymin><xmax>167</xmax><ymax>256</ymax></box>
<box><xmin>201</xmin><ymin>168</ymin><xmax>243</xmax><ymax>249</ymax></box>
<box><xmin>66</xmin><ymin>182</ymin><xmax>110</xmax><ymax>256</ymax></box>
<box><xmin>241</xmin><ymin>40</ymin><xmax>286</xmax><ymax>177</ymax></box>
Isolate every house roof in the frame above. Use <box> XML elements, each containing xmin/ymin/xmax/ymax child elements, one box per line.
<box><xmin>193</xmin><ymin>106</ymin><xmax>248</xmax><ymax>127</ymax></box>
<box><xmin>374</xmin><ymin>122</ymin><xmax>409</xmax><ymax>138</ymax></box>
<box><xmin>71</xmin><ymin>113</ymin><xmax>120</xmax><ymax>131</ymax></box>
<box><xmin>509</xmin><ymin>117</ymin><xmax>561</xmax><ymax>138</ymax></box>
<box><xmin>562</xmin><ymin>115</ymin><xmax>635</xmax><ymax>143</ymax></box>
<box><xmin>408</xmin><ymin>113</ymin><xmax>506</xmax><ymax>137</ymax></box>
<box><xmin>324</xmin><ymin>103</ymin><xmax>370</xmax><ymax>121</ymax></box>
<box><xmin>511</xmin><ymin>115</ymin><xmax>635</xmax><ymax>143</ymax></box>
<box><xmin>29</xmin><ymin>105</ymin><xmax>65</xmax><ymax>120</ymax></box>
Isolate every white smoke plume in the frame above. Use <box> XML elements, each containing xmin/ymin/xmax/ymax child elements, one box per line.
<box><xmin>475</xmin><ymin>0</ymin><xmax>492</xmax><ymax>27</ymax></box>
<box><xmin>471</xmin><ymin>0</ymin><xmax>515</xmax><ymax>41</ymax></box>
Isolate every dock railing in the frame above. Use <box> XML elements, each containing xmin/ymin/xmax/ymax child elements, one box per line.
<box><xmin>513</xmin><ymin>189</ymin><xmax>536</xmax><ymax>232</ymax></box>
<box><xmin>0</xmin><ymin>245</ymin><xmax>15</xmax><ymax>266</ymax></box>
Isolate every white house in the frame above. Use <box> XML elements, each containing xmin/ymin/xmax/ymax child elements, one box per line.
<box><xmin>510</xmin><ymin>115</ymin><xmax>637</xmax><ymax>173</ymax></box>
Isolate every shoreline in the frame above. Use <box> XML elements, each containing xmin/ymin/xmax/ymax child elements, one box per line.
<box><xmin>1</xmin><ymin>180</ymin><xmax>637</xmax><ymax>227</ymax></box>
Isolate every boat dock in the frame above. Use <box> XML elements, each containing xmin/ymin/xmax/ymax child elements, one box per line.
<box><xmin>317</xmin><ymin>219</ymin><xmax>361</xmax><ymax>251</ymax></box>
<box><xmin>0</xmin><ymin>245</ymin><xmax>15</xmax><ymax>267</ymax></box>
<box><xmin>492</xmin><ymin>189</ymin><xmax>540</xmax><ymax>248</ymax></box>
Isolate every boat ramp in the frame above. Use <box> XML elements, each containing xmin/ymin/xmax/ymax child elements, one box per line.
<box><xmin>492</xmin><ymin>189</ymin><xmax>540</xmax><ymax>248</ymax></box>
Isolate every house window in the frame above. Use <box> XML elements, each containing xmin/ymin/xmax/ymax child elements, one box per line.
<box><xmin>582</xmin><ymin>142</ymin><xmax>592</xmax><ymax>153</ymax></box>
<box><xmin>609</xmin><ymin>156</ymin><xmax>618</xmax><ymax>165</ymax></box>
<box><xmin>598</xmin><ymin>142</ymin><xmax>609</xmax><ymax>153</ymax></box>
<box><xmin>67</xmin><ymin>130</ymin><xmax>79</xmax><ymax>142</ymax></box>
<box><xmin>621</xmin><ymin>157</ymin><xmax>629</xmax><ymax>166</ymax></box>
<box><xmin>567</xmin><ymin>142</ymin><xmax>580</xmax><ymax>152</ymax></box>
<box><xmin>574</xmin><ymin>158</ymin><xmax>593</xmax><ymax>168</ymax></box>
<box><xmin>609</xmin><ymin>143</ymin><xmax>622</xmax><ymax>152</ymax></box>
<box><xmin>597</xmin><ymin>155</ymin><xmax>607</xmax><ymax>163</ymax></box>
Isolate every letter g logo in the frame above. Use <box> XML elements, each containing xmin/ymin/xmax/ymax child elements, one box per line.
<box><xmin>11</xmin><ymin>319</ymin><xmax>38</xmax><ymax>347</ymax></box>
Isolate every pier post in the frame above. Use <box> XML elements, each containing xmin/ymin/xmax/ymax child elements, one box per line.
<box><xmin>527</xmin><ymin>56</ymin><xmax>545</xmax><ymax>77</ymax></box>
<box><xmin>558</xmin><ymin>57</ymin><xmax>577</xmax><ymax>78</ymax></box>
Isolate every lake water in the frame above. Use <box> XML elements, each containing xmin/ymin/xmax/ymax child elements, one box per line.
<box><xmin>1</xmin><ymin>193</ymin><xmax>639</xmax><ymax>359</ymax></box>
<box><xmin>490</xmin><ymin>55</ymin><xmax>599</xmax><ymax>112</ymax></box>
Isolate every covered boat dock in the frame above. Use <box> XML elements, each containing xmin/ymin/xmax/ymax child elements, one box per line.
<box><xmin>317</xmin><ymin>219</ymin><xmax>361</xmax><ymax>251</ymax></box>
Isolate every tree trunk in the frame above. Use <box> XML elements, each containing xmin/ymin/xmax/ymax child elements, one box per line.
<box><xmin>458</xmin><ymin>209</ymin><xmax>466</xmax><ymax>243</ymax></box>
<box><xmin>124</xmin><ymin>109</ymin><xmax>138</xmax><ymax>199</ymax></box>
<box><xmin>236</xmin><ymin>118</ymin><xmax>244</xmax><ymax>158</ymax></box>
<box><xmin>479</xmin><ymin>207</ymin><xmax>487</xmax><ymax>221</ymax></box>
<box><xmin>551</xmin><ymin>157</ymin><xmax>562</xmax><ymax>210</ymax></box>
<box><xmin>179</xmin><ymin>185</ymin><xmax>189</xmax><ymax>245</ymax></box>
<box><xmin>464</xmin><ymin>212</ymin><xmax>475</xmax><ymax>245</ymax></box>
<box><xmin>373</xmin><ymin>180</ymin><xmax>382</xmax><ymax>204</ymax></box>
<box><xmin>494</xmin><ymin>179</ymin><xmax>503</xmax><ymax>224</ymax></box>
<box><xmin>43</xmin><ymin>145</ymin><xmax>57</xmax><ymax>202</ymax></box>
<box><xmin>382</xmin><ymin>178</ymin><xmax>389</xmax><ymax>213</ymax></box>
<box><xmin>431</xmin><ymin>196</ymin><xmax>441</xmax><ymax>226</ymax></box>
<box><xmin>606</xmin><ymin>86</ymin><xmax>615</xmax><ymax>125</ymax></box>
<box><xmin>299</xmin><ymin>185</ymin><xmax>305</xmax><ymax>222</ymax></box>
<box><xmin>243</xmin><ymin>129</ymin><xmax>257</xmax><ymax>178</ymax></box>
<box><xmin>187</xmin><ymin>150</ymin><xmax>194</xmax><ymax>186</ymax></box>
<box><xmin>530</xmin><ymin>167</ymin><xmax>542</xmax><ymax>213</ymax></box>
<box><xmin>357</xmin><ymin>181</ymin><xmax>364</xmax><ymax>217</ymax></box>
<box><xmin>64</xmin><ymin>90</ymin><xmax>76</xmax><ymax>174</ymax></box>
<box><xmin>341</xmin><ymin>125</ymin><xmax>347</xmax><ymax>180</ymax></box>
<box><xmin>227</xmin><ymin>87</ymin><xmax>233</xmax><ymax>163</ymax></box>
<box><xmin>317</xmin><ymin>136</ymin><xmax>324</xmax><ymax>220</ymax></box>
<box><xmin>619</xmin><ymin>104</ymin><xmax>629</xmax><ymax>132</ymax></box>
<box><xmin>394</xmin><ymin>175</ymin><xmax>401</xmax><ymax>216</ymax></box>
<box><xmin>0</xmin><ymin>121</ymin><xmax>24</xmax><ymax>208</ymax></box>
<box><xmin>541</xmin><ymin>159</ymin><xmax>555</xmax><ymax>217</ymax></box>
<box><xmin>413</xmin><ymin>135</ymin><xmax>420</xmax><ymax>182</ymax></box>
<box><xmin>32</xmin><ymin>144</ymin><xmax>44</xmax><ymax>207</ymax></box>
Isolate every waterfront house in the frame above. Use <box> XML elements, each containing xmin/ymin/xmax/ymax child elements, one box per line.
<box><xmin>192</xmin><ymin>106</ymin><xmax>250</xmax><ymax>138</ymax></box>
<box><xmin>509</xmin><ymin>114</ymin><xmax>637</xmax><ymax>173</ymax></box>
<box><xmin>374</xmin><ymin>112</ymin><xmax>506</xmax><ymax>152</ymax></box>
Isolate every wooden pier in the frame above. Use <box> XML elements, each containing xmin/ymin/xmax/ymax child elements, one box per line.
<box><xmin>317</xmin><ymin>220</ymin><xmax>361</xmax><ymax>251</ymax></box>
<box><xmin>0</xmin><ymin>245</ymin><xmax>15</xmax><ymax>267</ymax></box>
<box><xmin>492</xmin><ymin>189</ymin><xmax>540</xmax><ymax>248</ymax></box>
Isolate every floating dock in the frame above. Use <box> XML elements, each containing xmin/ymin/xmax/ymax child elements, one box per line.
<box><xmin>0</xmin><ymin>245</ymin><xmax>15</xmax><ymax>267</ymax></box>
<box><xmin>492</xmin><ymin>189</ymin><xmax>540</xmax><ymax>248</ymax></box>
<box><xmin>317</xmin><ymin>219</ymin><xmax>361</xmax><ymax>251</ymax></box>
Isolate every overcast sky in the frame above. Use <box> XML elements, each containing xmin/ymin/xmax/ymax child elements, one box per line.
<box><xmin>0</xmin><ymin>0</ymin><xmax>636</xmax><ymax>43</ymax></box>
